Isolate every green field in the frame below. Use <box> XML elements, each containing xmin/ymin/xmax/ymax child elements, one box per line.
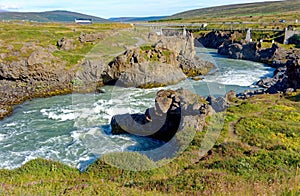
<box><xmin>0</xmin><ymin>22</ymin><xmax>136</xmax><ymax>67</ymax></box>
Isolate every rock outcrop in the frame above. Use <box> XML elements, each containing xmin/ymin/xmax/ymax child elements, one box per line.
<box><xmin>197</xmin><ymin>31</ymin><xmax>233</xmax><ymax>49</ymax></box>
<box><xmin>0</xmin><ymin>48</ymin><xmax>73</xmax><ymax>120</ymax></box>
<box><xmin>74</xmin><ymin>59</ymin><xmax>106</xmax><ymax>92</ymax></box>
<box><xmin>195</xmin><ymin>30</ymin><xmax>300</xmax><ymax>96</ymax></box>
<box><xmin>102</xmin><ymin>34</ymin><xmax>215</xmax><ymax>88</ymax></box>
<box><xmin>57</xmin><ymin>38</ymin><xmax>76</xmax><ymax>51</ymax></box>
<box><xmin>177</xmin><ymin>55</ymin><xmax>215</xmax><ymax>77</ymax></box>
<box><xmin>286</xmin><ymin>56</ymin><xmax>300</xmax><ymax>90</ymax></box>
<box><xmin>218</xmin><ymin>42</ymin><xmax>284</xmax><ymax>63</ymax></box>
<box><xmin>256</xmin><ymin>50</ymin><xmax>300</xmax><ymax>93</ymax></box>
<box><xmin>111</xmin><ymin>89</ymin><xmax>232</xmax><ymax>141</ymax></box>
<box><xmin>79</xmin><ymin>32</ymin><xmax>106</xmax><ymax>43</ymax></box>
<box><xmin>111</xmin><ymin>90</ymin><xmax>182</xmax><ymax>141</ymax></box>
<box><xmin>102</xmin><ymin>47</ymin><xmax>186</xmax><ymax>88</ymax></box>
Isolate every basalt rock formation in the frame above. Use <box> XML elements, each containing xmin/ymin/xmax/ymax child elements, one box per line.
<box><xmin>257</xmin><ymin>50</ymin><xmax>300</xmax><ymax>93</ymax></box>
<box><xmin>111</xmin><ymin>89</ymin><xmax>232</xmax><ymax>141</ymax></box>
<box><xmin>218</xmin><ymin>42</ymin><xmax>288</xmax><ymax>64</ymax></box>
<box><xmin>197</xmin><ymin>31</ymin><xmax>233</xmax><ymax>49</ymax></box>
<box><xmin>103</xmin><ymin>34</ymin><xmax>215</xmax><ymax>88</ymax></box>
<box><xmin>102</xmin><ymin>47</ymin><xmax>186</xmax><ymax>88</ymax></box>
<box><xmin>79</xmin><ymin>32</ymin><xmax>106</xmax><ymax>43</ymax></box>
<box><xmin>197</xmin><ymin>30</ymin><xmax>289</xmax><ymax>65</ymax></box>
<box><xmin>0</xmin><ymin>46</ymin><xmax>74</xmax><ymax>119</ymax></box>
<box><xmin>198</xmin><ymin>30</ymin><xmax>300</xmax><ymax>94</ymax></box>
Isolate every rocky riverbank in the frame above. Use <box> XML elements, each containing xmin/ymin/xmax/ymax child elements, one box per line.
<box><xmin>197</xmin><ymin>31</ymin><xmax>300</xmax><ymax>94</ymax></box>
<box><xmin>0</xmin><ymin>30</ymin><xmax>215</xmax><ymax>120</ymax></box>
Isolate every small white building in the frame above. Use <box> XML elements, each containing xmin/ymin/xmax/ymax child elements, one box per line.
<box><xmin>75</xmin><ymin>18</ymin><xmax>93</xmax><ymax>24</ymax></box>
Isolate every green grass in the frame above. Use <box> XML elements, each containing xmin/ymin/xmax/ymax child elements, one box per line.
<box><xmin>87</xmin><ymin>30</ymin><xmax>141</xmax><ymax>63</ymax></box>
<box><xmin>0</xmin><ymin>22</ymin><xmax>132</xmax><ymax>66</ymax></box>
<box><xmin>0</xmin><ymin>92</ymin><xmax>299</xmax><ymax>195</ymax></box>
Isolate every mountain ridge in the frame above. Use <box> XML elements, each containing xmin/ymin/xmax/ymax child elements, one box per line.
<box><xmin>0</xmin><ymin>10</ymin><xmax>108</xmax><ymax>23</ymax></box>
<box><xmin>168</xmin><ymin>0</ymin><xmax>300</xmax><ymax>19</ymax></box>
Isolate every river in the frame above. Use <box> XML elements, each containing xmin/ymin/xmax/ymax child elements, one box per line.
<box><xmin>0</xmin><ymin>48</ymin><xmax>275</xmax><ymax>171</ymax></box>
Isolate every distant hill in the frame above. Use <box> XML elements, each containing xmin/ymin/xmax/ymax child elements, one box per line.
<box><xmin>109</xmin><ymin>16</ymin><xmax>168</xmax><ymax>22</ymax></box>
<box><xmin>168</xmin><ymin>0</ymin><xmax>300</xmax><ymax>19</ymax></box>
<box><xmin>0</xmin><ymin>10</ymin><xmax>108</xmax><ymax>23</ymax></box>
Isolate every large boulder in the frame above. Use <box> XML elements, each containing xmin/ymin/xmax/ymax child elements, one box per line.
<box><xmin>111</xmin><ymin>89</ymin><xmax>217</xmax><ymax>141</ymax></box>
<box><xmin>102</xmin><ymin>47</ymin><xmax>186</xmax><ymax>88</ymax></box>
<box><xmin>57</xmin><ymin>38</ymin><xmax>76</xmax><ymax>51</ymax></box>
<box><xmin>111</xmin><ymin>90</ymin><xmax>182</xmax><ymax>141</ymax></box>
<box><xmin>178</xmin><ymin>55</ymin><xmax>215</xmax><ymax>77</ymax></box>
<box><xmin>206</xmin><ymin>96</ymin><xmax>230</xmax><ymax>112</ymax></box>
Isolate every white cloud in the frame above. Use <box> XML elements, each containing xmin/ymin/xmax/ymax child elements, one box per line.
<box><xmin>0</xmin><ymin>3</ymin><xmax>21</xmax><ymax>10</ymax></box>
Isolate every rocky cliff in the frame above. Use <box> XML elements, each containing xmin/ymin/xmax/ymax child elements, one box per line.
<box><xmin>218</xmin><ymin>41</ymin><xmax>289</xmax><ymax>64</ymax></box>
<box><xmin>0</xmin><ymin>46</ymin><xmax>74</xmax><ymax>119</ymax></box>
<box><xmin>103</xmin><ymin>34</ymin><xmax>215</xmax><ymax>88</ymax></box>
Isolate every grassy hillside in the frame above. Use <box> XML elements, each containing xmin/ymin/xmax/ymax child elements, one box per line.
<box><xmin>0</xmin><ymin>91</ymin><xmax>299</xmax><ymax>195</ymax></box>
<box><xmin>0</xmin><ymin>10</ymin><xmax>108</xmax><ymax>23</ymax></box>
<box><xmin>167</xmin><ymin>0</ymin><xmax>300</xmax><ymax>23</ymax></box>
<box><xmin>109</xmin><ymin>16</ymin><xmax>168</xmax><ymax>22</ymax></box>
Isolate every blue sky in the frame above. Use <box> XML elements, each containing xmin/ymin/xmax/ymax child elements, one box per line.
<box><xmin>0</xmin><ymin>0</ymin><xmax>281</xmax><ymax>18</ymax></box>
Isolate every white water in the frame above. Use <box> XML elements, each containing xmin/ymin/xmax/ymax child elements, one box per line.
<box><xmin>0</xmin><ymin>48</ymin><xmax>275</xmax><ymax>171</ymax></box>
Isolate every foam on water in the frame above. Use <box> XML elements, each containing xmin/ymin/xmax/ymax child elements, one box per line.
<box><xmin>0</xmin><ymin>134</ymin><xmax>5</xmax><ymax>142</ymax></box>
<box><xmin>199</xmin><ymin>50</ymin><xmax>275</xmax><ymax>87</ymax></box>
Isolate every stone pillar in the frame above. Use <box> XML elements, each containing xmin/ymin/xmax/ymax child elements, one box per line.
<box><xmin>183</xmin><ymin>27</ymin><xmax>187</xmax><ymax>37</ymax></box>
<box><xmin>245</xmin><ymin>28</ymin><xmax>252</xmax><ymax>42</ymax></box>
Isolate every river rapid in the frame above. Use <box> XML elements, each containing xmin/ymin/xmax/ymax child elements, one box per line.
<box><xmin>0</xmin><ymin>48</ymin><xmax>275</xmax><ymax>171</ymax></box>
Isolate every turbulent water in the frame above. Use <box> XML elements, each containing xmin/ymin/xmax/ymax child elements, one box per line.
<box><xmin>0</xmin><ymin>48</ymin><xmax>275</xmax><ymax>170</ymax></box>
